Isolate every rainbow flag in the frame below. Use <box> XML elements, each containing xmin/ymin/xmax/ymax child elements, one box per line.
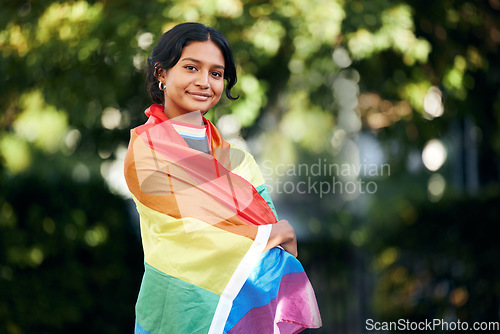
<box><xmin>124</xmin><ymin>104</ymin><xmax>321</xmax><ymax>333</ymax></box>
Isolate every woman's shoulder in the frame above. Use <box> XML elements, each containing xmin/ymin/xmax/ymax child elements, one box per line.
<box><xmin>224</xmin><ymin>142</ymin><xmax>266</xmax><ymax>188</ymax></box>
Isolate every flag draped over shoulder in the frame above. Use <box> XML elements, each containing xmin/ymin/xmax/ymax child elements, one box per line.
<box><xmin>124</xmin><ymin>104</ymin><xmax>322</xmax><ymax>334</ymax></box>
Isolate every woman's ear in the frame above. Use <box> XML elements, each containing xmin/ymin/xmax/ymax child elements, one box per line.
<box><xmin>157</xmin><ymin>68</ymin><xmax>167</xmax><ymax>81</ymax></box>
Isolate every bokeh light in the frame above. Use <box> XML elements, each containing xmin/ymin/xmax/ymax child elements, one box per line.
<box><xmin>422</xmin><ymin>139</ymin><xmax>447</xmax><ymax>171</ymax></box>
<box><xmin>427</xmin><ymin>173</ymin><xmax>446</xmax><ymax>202</ymax></box>
<box><xmin>423</xmin><ymin>86</ymin><xmax>444</xmax><ymax>118</ymax></box>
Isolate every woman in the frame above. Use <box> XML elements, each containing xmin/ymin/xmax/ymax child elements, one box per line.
<box><xmin>124</xmin><ymin>22</ymin><xmax>321</xmax><ymax>333</ymax></box>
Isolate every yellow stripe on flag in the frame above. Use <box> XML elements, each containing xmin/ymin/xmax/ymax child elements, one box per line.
<box><xmin>133</xmin><ymin>194</ymin><xmax>254</xmax><ymax>296</ymax></box>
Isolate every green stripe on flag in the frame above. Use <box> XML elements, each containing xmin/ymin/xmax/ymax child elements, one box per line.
<box><xmin>136</xmin><ymin>262</ymin><xmax>220</xmax><ymax>334</ymax></box>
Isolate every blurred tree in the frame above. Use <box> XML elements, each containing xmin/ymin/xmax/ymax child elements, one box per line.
<box><xmin>0</xmin><ymin>161</ymin><xmax>142</xmax><ymax>333</ymax></box>
<box><xmin>369</xmin><ymin>192</ymin><xmax>500</xmax><ymax>325</ymax></box>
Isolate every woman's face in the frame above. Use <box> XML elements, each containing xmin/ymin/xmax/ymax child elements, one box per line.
<box><xmin>159</xmin><ymin>41</ymin><xmax>225</xmax><ymax>119</ymax></box>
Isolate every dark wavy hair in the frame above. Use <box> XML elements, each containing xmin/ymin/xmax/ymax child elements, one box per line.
<box><xmin>146</xmin><ymin>22</ymin><xmax>238</xmax><ymax>104</ymax></box>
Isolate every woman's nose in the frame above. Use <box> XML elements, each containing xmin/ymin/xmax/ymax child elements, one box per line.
<box><xmin>195</xmin><ymin>71</ymin><xmax>210</xmax><ymax>88</ymax></box>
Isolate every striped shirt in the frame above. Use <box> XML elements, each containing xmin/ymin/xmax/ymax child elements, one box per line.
<box><xmin>171</xmin><ymin>120</ymin><xmax>210</xmax><ymax>154</ymax></box>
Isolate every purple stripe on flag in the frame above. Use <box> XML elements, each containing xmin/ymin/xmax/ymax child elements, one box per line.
<box><xmin>228</xmin><ymin>271</ymin><xmax>321</xmax><ymax>333</ymax></box>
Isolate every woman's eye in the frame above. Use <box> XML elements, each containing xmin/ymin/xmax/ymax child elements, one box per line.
<box><xmin>185</xmin><ymin>66</ymin><xmax>197</xmax><ymax>71</ymax></box>
<box><xmin>211</xmin><ymin>71</ymin><xmax>223</xmax><ymax>78</ymax></box>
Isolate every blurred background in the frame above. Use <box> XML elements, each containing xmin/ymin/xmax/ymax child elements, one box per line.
<box><xmin>1</xmin><ymin>0</ymin><xmax>500</xmax><ymax>333</ymax></box>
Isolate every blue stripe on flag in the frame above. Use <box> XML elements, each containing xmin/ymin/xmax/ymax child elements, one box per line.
<box><xmin>224</xmin><ymin>247</ymin><xmax>305</xmax><ymax>332</ymax></box>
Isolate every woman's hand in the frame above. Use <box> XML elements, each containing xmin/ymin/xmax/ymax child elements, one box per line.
<box><xmin>264</xmin><ymin>219</ymin><xmax>298</xmax><ymax>257</ymax></box>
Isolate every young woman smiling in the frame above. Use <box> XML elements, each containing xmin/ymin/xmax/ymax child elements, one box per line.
<box><xmin>157</xmin><ymin>40</ymin><xmax>225</xmax><ymax>119</ymax></box>
<box><xmin>125</xmin><ymin>22</ymin><xmax>321</xmax><ymax>333</ymax></box>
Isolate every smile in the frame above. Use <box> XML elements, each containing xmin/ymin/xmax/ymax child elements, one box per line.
<box><xmin>188</xmin><ymin>92</ymin><xmax>212</xmax><ymax>101</ymax></box>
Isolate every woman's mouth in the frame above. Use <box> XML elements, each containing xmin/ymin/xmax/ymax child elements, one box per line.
<box><xmin>188</xmin><ymin>92</ymin><xmax>211</xmax><ymax>101</ymax></box>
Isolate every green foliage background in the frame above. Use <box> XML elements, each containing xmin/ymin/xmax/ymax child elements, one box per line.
<box><xmin>1</xmin><ymin>0</ymin><xmax>499</xmax><ymax>332</ymax></box>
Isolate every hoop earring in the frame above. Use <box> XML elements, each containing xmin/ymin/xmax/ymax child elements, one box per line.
<box><xmin>158</xmin><ymin>81</ymin><xmax>166</xmax><ymax>91</ymax></box>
